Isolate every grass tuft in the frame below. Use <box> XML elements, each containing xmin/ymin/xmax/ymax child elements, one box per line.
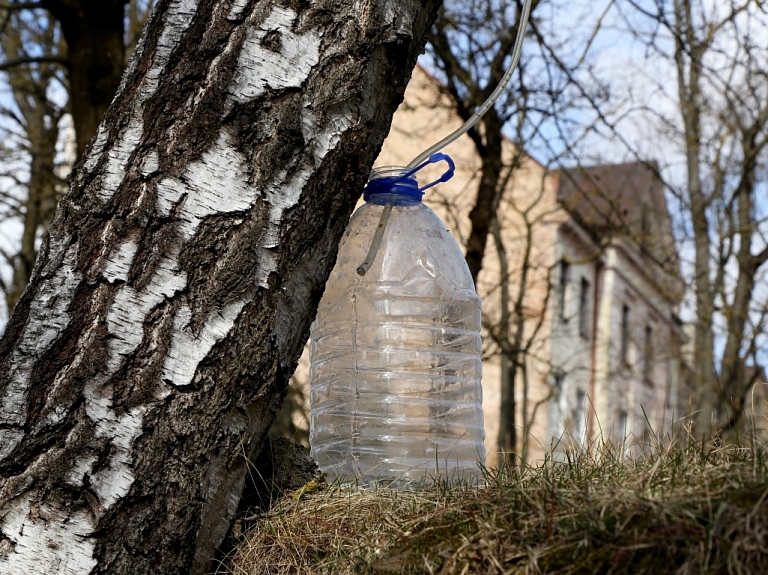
<box><xmin>220</xmin><ymin>441</ymin><xmax>768</xmax><ymax>574</ymax></box>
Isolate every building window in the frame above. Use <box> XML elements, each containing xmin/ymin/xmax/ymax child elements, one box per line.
<box><xmin>574</xmin><ymin>389</ymin><xmax>587</xmax><ymax>444</ymax></box>
<box><xmin>553</xmin><ymin>371</ymin><xmax>565</xmax><ymax>397</ymax></box>
<box><xmin>618</xmin><ymin>409</ymin><xmax>628</xmax><ymax>442</ymax></box>
<box><xmin>551</xmin><ymin>371</ymin><xmax>567</xmax><ymax>438</ymax></box>
<box><xmin>579</xmin><ymin>277</ymin><xmax>590</xmax><ymax>338</ymax></box>
<box><xmin>558</xmin><ymin>260</ymin><xmax>570</xmax><ymax>321</ymax></box>
<box><xmin>642</xmin><ymin>427</ymin><xmax>652</xmax><ymax>453</ymax></box>
<box><xmin>640</xmin><ymin>205</ymin><xmax>649</xmax><ymax>252</ymax></box>
<box><xmin>644</xmin><ymin>324</ymin><xmax>653</xmax><ymax>383</ymax></box>
<box><xmin>621</xmin><ymin>303</ymin><xmax>632</xmax><ymax>365</ymax></box>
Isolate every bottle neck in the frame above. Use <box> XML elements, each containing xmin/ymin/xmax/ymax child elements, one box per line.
<box><xmin>366</xmin><ymin>193</ymin><xmax>422</xmax><ymax>206</ymax></box>
<box><xmin>364</xmin><ymin>166</ymin><xmax>423</xmax><ymax>203</ymax></box>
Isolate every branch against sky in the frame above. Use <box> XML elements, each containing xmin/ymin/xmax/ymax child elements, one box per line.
<box><xmin>609</xmin><ymin>0</ymin><xmax>768</xmax><ymax>436</ymax></box>
<box><xmin>0</xmin><ymin>7</ymin><xmax>69</xmax><ymax>315</ymax></box>
<box><xmin>423</xmin><ymin>0</ymin><xmax>634</xmax><ymax>461</ymax></box>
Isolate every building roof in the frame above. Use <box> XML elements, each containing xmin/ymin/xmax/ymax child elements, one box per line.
<box><xmin>557</xmin><ymin>161</ymin><xmax>682</xmax><ymax>299</ymax></box>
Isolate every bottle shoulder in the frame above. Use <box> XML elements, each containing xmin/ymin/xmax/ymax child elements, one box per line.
<box><xmin>349</xmin><ymin>200</ymin><xmax>449</xmax><ymax>237</ymax></box>
<box><xmin>334</xmin><ymin>201</ymin><xmax>476</xmax><ymax>294</ymax></box>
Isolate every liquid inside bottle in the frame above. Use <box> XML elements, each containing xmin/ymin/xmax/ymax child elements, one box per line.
<box><xmin>309</xmin><ymin>167</ymin><xmax>485</xmax><ymax>487</ymax></box>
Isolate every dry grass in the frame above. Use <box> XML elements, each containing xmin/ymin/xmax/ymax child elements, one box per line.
<box><xmin>220</xmin><ymin>441</ymin><xmax>768</xmax><ymax>574</ymax></box>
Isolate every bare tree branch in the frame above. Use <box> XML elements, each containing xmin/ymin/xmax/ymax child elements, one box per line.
<box><xmin>0</xmin><ymin>2</ymin><xmax>45</xmax><ymax>9</ymax></box>
<box><xmin>0</xmin><ymin>55</ymin><xmax>68</xmax><ymax>71</ymax></box>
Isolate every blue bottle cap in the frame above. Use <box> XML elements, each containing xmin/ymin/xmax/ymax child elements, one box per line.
<box><xmin>363</xmin><ymin>153</ymin><xmax>455</xmax><ymax>203</ymax></box>
<box><xmin>363</xmin><ymin>174</ymin><xmax>423</xmax><ymax>202</ymax></box>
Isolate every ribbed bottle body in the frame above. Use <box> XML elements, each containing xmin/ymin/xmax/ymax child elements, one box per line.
<box><xmin>309</xmin><ymin>194</ymin><xmax>485</xmax><ymax>486</ymax></box>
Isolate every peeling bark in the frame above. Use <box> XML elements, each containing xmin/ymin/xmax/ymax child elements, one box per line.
<box><xmin>0</xmin><ymin>0</ymin><xmax>440</xmax><ymax>573</ymax></box>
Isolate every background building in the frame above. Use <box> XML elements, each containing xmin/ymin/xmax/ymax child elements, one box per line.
<box><xmin>278</xmin><ymin>66</ymin><xmax>690</xmax><ymax>466</ymax></box>
<box><xmin>550</xmin><ymin>163</ymin><xmax>686</xmax><ymax>458</ymax></box>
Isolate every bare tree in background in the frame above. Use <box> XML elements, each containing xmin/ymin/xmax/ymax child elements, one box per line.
<box><xmin>427</xmin><ymin>0</ymin><xmax>537</xmax><ymax>463</ymax></box>
<box><xmin>485</xmin><ymin>165</ymin><xmax>561</xmax><ymax>463</ymax></box>
<box><xmin>621</xmin><ymin>0</ymin><xmax>768</xmax><ymax>437</ymax></box>
<box><xmin>429</xmin><ymin>0</ymin><xmax>538</xmax><ymax>284</ymax></box>
<box><xmin>36</xmin><ymin>0</ymin><xmax>129</xmax><ymax>158</ymax></box>
<box><xmin>426</xmin><ymin>0</ymin><xmax>611</xmax><ymax>462</ymax></box>
<box><xmin>0</xmin><ymin>12</ymin><xmax>67</xmax><ymax>312</ymax></box>
<box><xmin>0</xmin><ymin>1</ymin><xmax>154</xmax><ymax>316</ymax></box>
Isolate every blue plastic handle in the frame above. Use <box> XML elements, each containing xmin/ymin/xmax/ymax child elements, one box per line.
<box><xmin>396</xmin><ymin>152</ymin><xmax>456</xmax><ymax>193</ymax></box>
<box><xmin>417</xmin><ymin>153</ymin><xmax>456</xmax><ymax>192</ymax></box>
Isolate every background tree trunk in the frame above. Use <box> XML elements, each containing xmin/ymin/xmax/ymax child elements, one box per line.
<box><xmin>0</xmin><ymin>13</ymin><xmax>66</xmax><ymax>313</ymax></box>
<box><xmin>665</xmin><ymin>0</ymin><xmax>768</xmax><ymax>438</ymax></box>
<box><xmin>0</xmin><ymin>1</ymin><xmax>440</xmax><ymax>573</ymax></box>
<box><xmin>39</xmin><ymin>0</ymin><xmax>129</xmax><ymax>158</ymax></box>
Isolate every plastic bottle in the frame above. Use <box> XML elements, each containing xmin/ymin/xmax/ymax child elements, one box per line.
<box><xmin>309</xmin><ymin>164</ymin><xmax>485</xmax><ymax>487</ymax></box>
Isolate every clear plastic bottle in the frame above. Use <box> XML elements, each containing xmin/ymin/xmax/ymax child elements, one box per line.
<box><xmin>309</xmin><ymin>166</ymin><xmax>485</xmax><ymax>486</ymax></box>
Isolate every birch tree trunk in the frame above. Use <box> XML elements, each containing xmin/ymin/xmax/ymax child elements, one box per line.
<box><xmin>0</xmin><ymin>1</ymin><xmax>440</xmax><ymax>573</ymax></box>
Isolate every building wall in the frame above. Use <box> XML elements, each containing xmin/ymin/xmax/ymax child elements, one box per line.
<box><xmin>548</xmin><ymin>222</ymin><xmax>602</xmax><ymax>452</ymax></box>
<box><xmin>567</xmin><ymin>238</ymin><xmax>682</xmax><ymax>461</ymax></box>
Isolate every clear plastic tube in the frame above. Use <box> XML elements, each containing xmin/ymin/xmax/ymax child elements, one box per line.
<box><xmin>406</xmin><ymin>0</ymin><xmax>534</xmax><ymax>169</ymax></box>
<box><xmin>358</xmin><ymin>0</ymin><xmax>534</xmax><ymax>275</ymax></box>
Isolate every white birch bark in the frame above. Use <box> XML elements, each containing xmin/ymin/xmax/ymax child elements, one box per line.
<box><xmin>0</xmin><ymin>0</ymin><xmax>441</xmax><ymax>572</ymax></box>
